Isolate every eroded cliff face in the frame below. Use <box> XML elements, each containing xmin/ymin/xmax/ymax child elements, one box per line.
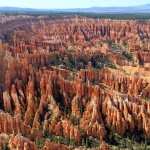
<box><xmin>0</xmin><ymin>17</ymin><xmax>149</xmax><ymax>150</ymax></box>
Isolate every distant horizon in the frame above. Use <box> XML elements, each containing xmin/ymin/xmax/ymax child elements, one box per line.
<box><xmin>0</xmin><ymin>0</ymin><xmax>149</xmax><ymax>9</ymax></box>
<box><xmin>0</xmin><ymin>3</ymin><xmax>150</xmax><ymax>10</ymax></box>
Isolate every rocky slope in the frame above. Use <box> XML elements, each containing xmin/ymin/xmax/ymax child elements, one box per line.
<box><xmin>0</xmin><ymin>16</ymin><xmax>149</xmax><ymax>150</ymax></box>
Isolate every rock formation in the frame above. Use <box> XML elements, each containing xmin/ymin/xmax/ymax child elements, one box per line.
<box><xmin>0</xmin><ymin>16</ymin><xmax>149</xmax><ymax>149</ymax></box>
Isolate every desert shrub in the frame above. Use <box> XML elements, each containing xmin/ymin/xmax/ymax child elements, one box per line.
<box><xmin>122</xmin><ymin>51</ymin><xmax>133</xmax><ymax>61</ymax></box>
<box><xmin>107</xmin><ymin>63</ymin><xmax>117</xmax><ymax>69</ymax></box>
<box><xmin>82</xmin><ymin>136</ymin><xmax>100</xmax><ymax>148</ymax></box>
<box><xmin>44</xmin><ymin>134</ymin><xmax>76</xmax><ymax>146</ymax></box>
<box><xmin>35</xmin><ymin>138</ymin><xmax>45</xmax><ymax>149</ymax></box>
<box><xmin>107</xmin><ymin>130</ymin><xmax>150</xmax><ymax>149</ymax></box>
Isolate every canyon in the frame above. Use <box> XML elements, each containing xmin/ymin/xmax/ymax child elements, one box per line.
<box><xmin>0</xmin><ymin>15</ymin><xmax>149</xmax><ymax>150</ymax></box>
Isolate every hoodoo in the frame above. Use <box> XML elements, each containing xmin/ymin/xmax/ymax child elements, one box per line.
<box><xmin>0</xmin><ymin>15</ymin><xmax>149</xmax><ymax>149</ymax></box>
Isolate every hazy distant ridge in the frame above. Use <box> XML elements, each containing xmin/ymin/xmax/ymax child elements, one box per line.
<box><xmin>58</xmin><ymin>4</ymin><xmax>150</xmax><ymax>13</ymax></box>
<box><xmin>0</xmin><ymin>4</ymin><xmax>150</xmax><ymax>13</ymax></box>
